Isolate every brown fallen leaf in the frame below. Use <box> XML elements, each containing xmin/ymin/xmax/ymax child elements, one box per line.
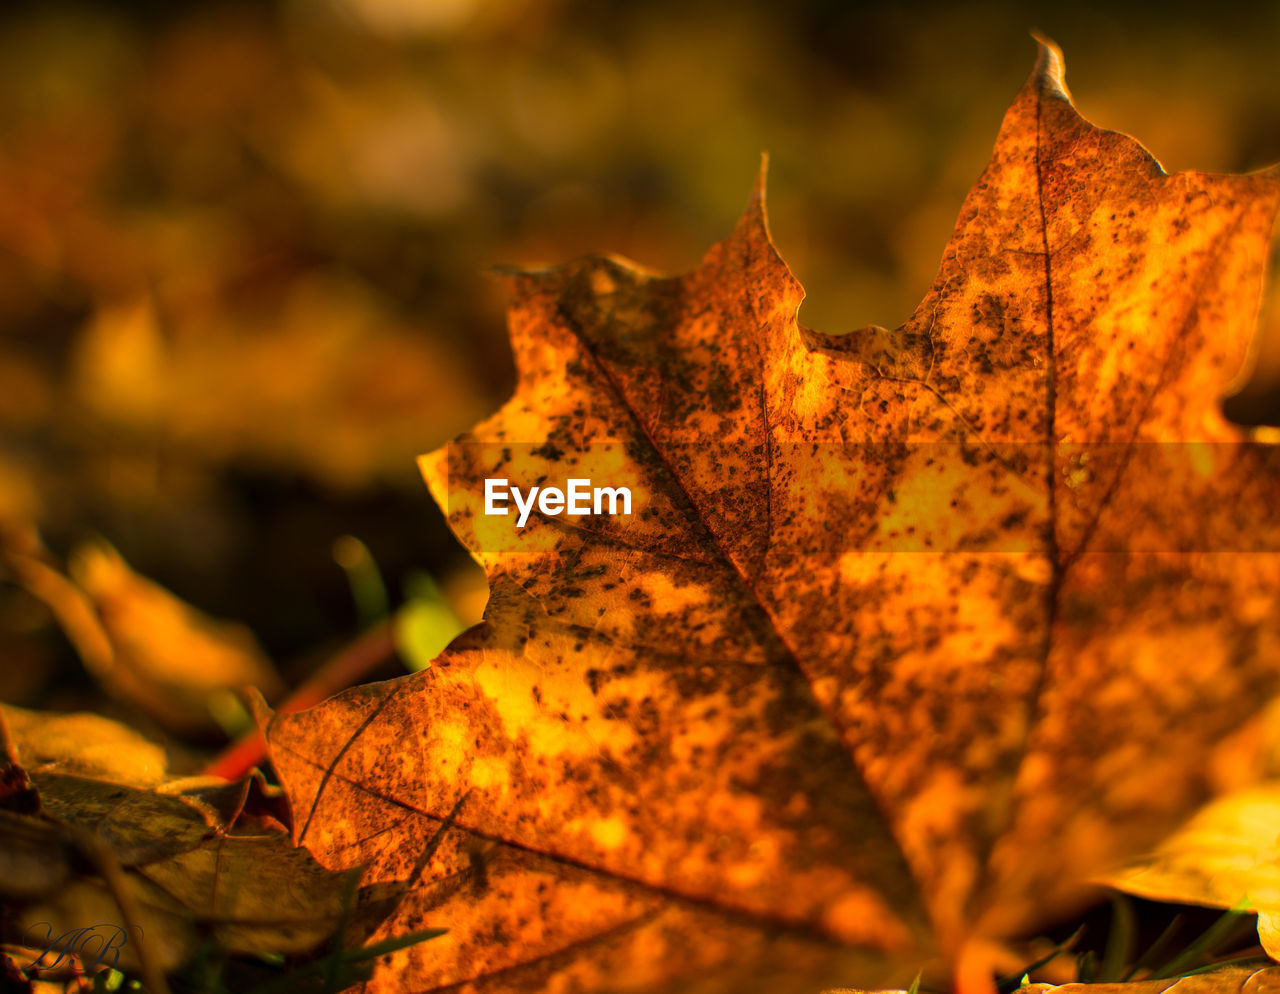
<box><xmin>824</xmin><ymin>971</ymin><xmax>1280</xmax><ymax>994</ymax></box>
<box><xmin>1102</xmin><ymin>781</ymin><xmax>1280</xmax><ymax>960</ymax></box>
<box><xmin>263</xmin><ymin>40</ymin><xmax>1280</xmax><ymax>993</ymax></box>
<box><xmin>2</xmin><ymin>532</ymin><xmax>285</xmax><ymax>739</ymax></box>
<box><xmin>1031</xmin><ymin>972</ymin><xmax>1280</xmax><ymax>994</ymax></box>
<box><xmin>63</xmin><ymin>538</ymin><xmax>284</xmax><ymax>737</ymax></box>
<box><xmin>0</xmin><ymin>706</ymin><xmax>355</xmax><ymax>984</ymax></box>
<box><xmin>1</xmin><ymin>704</ymin><xmax>174</xmax><ymax>788</ymax></box>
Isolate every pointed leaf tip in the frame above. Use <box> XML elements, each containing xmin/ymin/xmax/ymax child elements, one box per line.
<box><xmin>720</xmin><ymin>155</ymin><xmax>803</xmax><ymax>302</ymax></box>
<box><xmin>1031</xmin><ymin>32</ymin><xmax>1072</xmax><ymax>102</ymax></box>
<box><xmin>728</xmin><ymin>152</ymin><xmax>777</xmax><ymax>252</ymax></box>
<box><xmin>246</xmin><ymin>685</ymin><xmax>273</xmax><ymax>729</ymax></box>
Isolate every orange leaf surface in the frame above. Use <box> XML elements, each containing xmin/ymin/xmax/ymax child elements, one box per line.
<box><xmin>263</xmin><ymin>41</ymin><xmax>1280</xmax><ymax>993</ymax></box>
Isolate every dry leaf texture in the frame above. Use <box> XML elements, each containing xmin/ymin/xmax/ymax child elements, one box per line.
<box><xmin>0</xmin><ymin>705</ymin><xmax>351</xmax><ymax>976</ymax></box>
<box><xmin>265</xmin><ymin>41</ymin><xmax>1280</xmax><ymax>993</ymax></box>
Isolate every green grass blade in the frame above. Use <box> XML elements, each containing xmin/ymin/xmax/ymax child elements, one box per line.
<box><xmin>1148</xmin><ymin>901</ymin><xmax>1252</xmax><ymax>980</ymax></box>
<box><xmin>243</xmin><ymin>927</ymin><xmax>446</xmax><ymax>994</ymax></box>
<box><xmin>995</xmin><ymin>926</ymin><xmax>1083</xmax><ymax>993</ymax></box>
<box><xmin>1098</xmin><ymin>893</ymin><xmax>1137</xmax><ymax>983</ymax></box>
<box><xmin>1122</xmin><ymin>913</ymin><xmax>1184</xmax><ymax>981</ymax></box>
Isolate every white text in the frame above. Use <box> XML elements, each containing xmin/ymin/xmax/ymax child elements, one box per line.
<box><xmin>484</xmin><ymin>479</ymin><xmax>632</xmax><ymax>527</ymax></box>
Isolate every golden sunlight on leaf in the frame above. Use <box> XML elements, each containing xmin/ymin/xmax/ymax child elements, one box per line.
<box><xmin>261</xmin><ymin>40</ymin><xmax>1280</xmax><ymax>993</ymax></box>
<box><xmin>1103</xmin><ymin>783</ymin><xmax>1280</xmax><ymax>960</ymax></box>
<box><xmin>1</xmin><ymin>703</ymin><xmax>171</xmax><ymax>787</ymax></box>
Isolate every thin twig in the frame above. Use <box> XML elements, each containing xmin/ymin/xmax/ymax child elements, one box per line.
<box><xmin>58</xmin><ymin>822</ymin><xmax>172</xmax><ymax>994</ymax></box>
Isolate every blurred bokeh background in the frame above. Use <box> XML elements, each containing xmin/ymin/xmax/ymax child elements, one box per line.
<box><xmin>1</xmin><ymin>0</ymin><xmax>1278</xmax><ymax>745</ymax></box>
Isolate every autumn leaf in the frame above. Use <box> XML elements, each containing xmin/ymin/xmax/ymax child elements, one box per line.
<box><xmin>1102</xmin><ymin>781</ymin><xmax>1280</xmax><ymax>959</ymax></box>
<box><xmin>3</xmin><ymin>535</ymin><xmax>284</xmax><ymax>738</ymax></box>
<box><xmin>262</xmin><ymin>40</ymin><xmax>1280</xmax><ymax>993</ymax></box>
<box><xmin>996</xmin><ymin>971</ymin><xmax>1280</xmax><ymax>994</ymax></box>
<box><xmin>70</xmin><ymin>539</ymin><xmax>285</xmax><ymax>735</ymax></box>
<box><xmin>0</xmin><ymin>704</ymin><xmax>354</xmax><ymax>985</ymax></box>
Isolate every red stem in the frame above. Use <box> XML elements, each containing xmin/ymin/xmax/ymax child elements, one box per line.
<box><xmin>204</xmin><ymin>620</ymin><xmax>397</xmax><ymax>781</ymax></box>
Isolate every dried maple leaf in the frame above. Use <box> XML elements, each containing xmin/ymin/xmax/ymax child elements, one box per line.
<box><xmin>0</xmin><ymin>705</ymin><xmax>354</xmax><ymax>985</ymax></box>
<box><xmin>263</xmin><ymin>41</ymin><xmax>1280</xmax><ymax>993</ymax></box>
